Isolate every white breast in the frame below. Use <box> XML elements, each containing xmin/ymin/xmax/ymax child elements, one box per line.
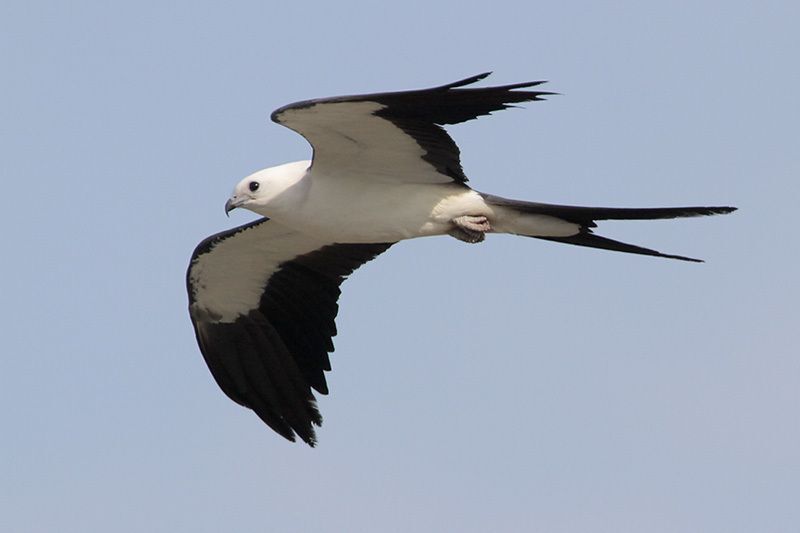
<box><xmin>261</xmin><ymin>169</ymin><xmax>490</xmax><ymax>243</ymax></box>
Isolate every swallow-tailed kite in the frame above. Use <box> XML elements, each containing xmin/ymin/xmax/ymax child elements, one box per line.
<box><xmin>187</xmin><ymin>73</ymin><xmax>735</xmax><ymax>445</ymax></box>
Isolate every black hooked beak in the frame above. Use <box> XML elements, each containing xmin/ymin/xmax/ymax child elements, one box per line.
<box><xmin>224</xmin><ymin>197</ymin><xmax>243</xmax><ymax>217</ymax></box>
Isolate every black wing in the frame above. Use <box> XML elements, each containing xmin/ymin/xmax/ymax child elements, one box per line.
<box><xmin>187</xmin><ymin>218</ymin><xmax>392</xmax><ymax>446</ymax></box>
<box><xmin>271</xmin><ymin>73</ymin><xmax>555</xmax><ymax>184</ymax></box>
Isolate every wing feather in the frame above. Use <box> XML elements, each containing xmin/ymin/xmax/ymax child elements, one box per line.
<box><xmin>187</xmin><ymin>219</ymin><xmax>392</xmax><ymax>445</ymax></box>
<box><xmin>271</xmin><ymin>73</ymin><xmax>554</xmax><ymax>184</ymax></box>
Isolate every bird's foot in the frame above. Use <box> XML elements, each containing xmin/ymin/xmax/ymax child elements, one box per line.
<box><xmin>449</xmin><ymin>215</ymin><xmax>491</xmax><ymax>243</ymax></box>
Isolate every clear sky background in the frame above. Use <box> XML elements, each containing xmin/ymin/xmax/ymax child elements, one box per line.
<box><xmin>2</xmin><ymin>1</ymin><xmax>798</xmax><ymax>532</ymax></box>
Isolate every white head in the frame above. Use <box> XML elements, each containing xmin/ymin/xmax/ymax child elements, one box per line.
<box><xmin>224</xmin><ymin>160</ymin><xmax>311</xmax><ymax>216</ymax></box>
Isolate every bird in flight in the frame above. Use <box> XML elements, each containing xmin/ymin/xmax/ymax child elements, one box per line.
<box><xmin>187</xmin><ymin>73</ymin><xmax>735</xmax><ymax>446</ymax></box>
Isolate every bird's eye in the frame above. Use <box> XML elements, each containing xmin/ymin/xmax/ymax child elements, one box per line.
<box><xmin>249</xmin><ymin>182</ymin><xmax>260</xmax><ymax>192</ymax></box>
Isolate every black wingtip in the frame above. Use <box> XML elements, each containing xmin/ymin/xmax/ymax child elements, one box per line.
<box><xmin>256</xmin><ymin>409</ymin><xmax>320</xmax><ymax>447</ymax></box>
<box><xmin>493</xmin><ymin>80</ymin><xmax>550</xmax><ymax>90</ymax></box>
<box><xmin>435</xmin><ymin>72</ymin><xmax>493</xmax><ymax>91</ymax></box>
<box><xmin>439</xmin><ymin>74</ymin><xmax>554</xmax><ymax>93</ymax></box>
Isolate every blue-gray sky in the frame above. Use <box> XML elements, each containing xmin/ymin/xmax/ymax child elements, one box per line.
<box><xmin>2</xmin><ymin>1</ymin><xmax>798</xmax><ymax>532</ymax></box>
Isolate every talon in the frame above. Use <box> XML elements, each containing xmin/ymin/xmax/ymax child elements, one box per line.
<box><xmin>450</xmin><ymin>215</ymin><xmax>491</xmax><ymax>243</ymax></box>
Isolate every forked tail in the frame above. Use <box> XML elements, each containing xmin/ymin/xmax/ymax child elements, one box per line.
<box><xmin>483</xmin><ymin>194</ymin><xmax>736</xmax><ymax>262</ymax></box>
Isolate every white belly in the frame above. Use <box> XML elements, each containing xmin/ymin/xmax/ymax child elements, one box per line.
<box><xmin>260</xmin><ymin>172</ymin><xmax>490</xmax><ymax>243</ymax></box>
<box><xmin>240</xmin><ymin>162</ymin><xmax>580</xmax><ymax>243</ymax></box>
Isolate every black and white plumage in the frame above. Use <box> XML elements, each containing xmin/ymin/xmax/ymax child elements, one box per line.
<box><xmin>187</xmin><ymin>73</ymin><xmax>735</xmax><ymax>445</ymax></box>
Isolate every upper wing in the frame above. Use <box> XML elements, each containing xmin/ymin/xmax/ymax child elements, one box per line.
<box><xmin>187</xmin><ymin>218</ymin><xmax>392</xmax><ymax>446</ymax></box>
<box><xmin>270</xmin><ymin>73</ymin><xmax>554</xmax><ymax>184</ymax></box>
